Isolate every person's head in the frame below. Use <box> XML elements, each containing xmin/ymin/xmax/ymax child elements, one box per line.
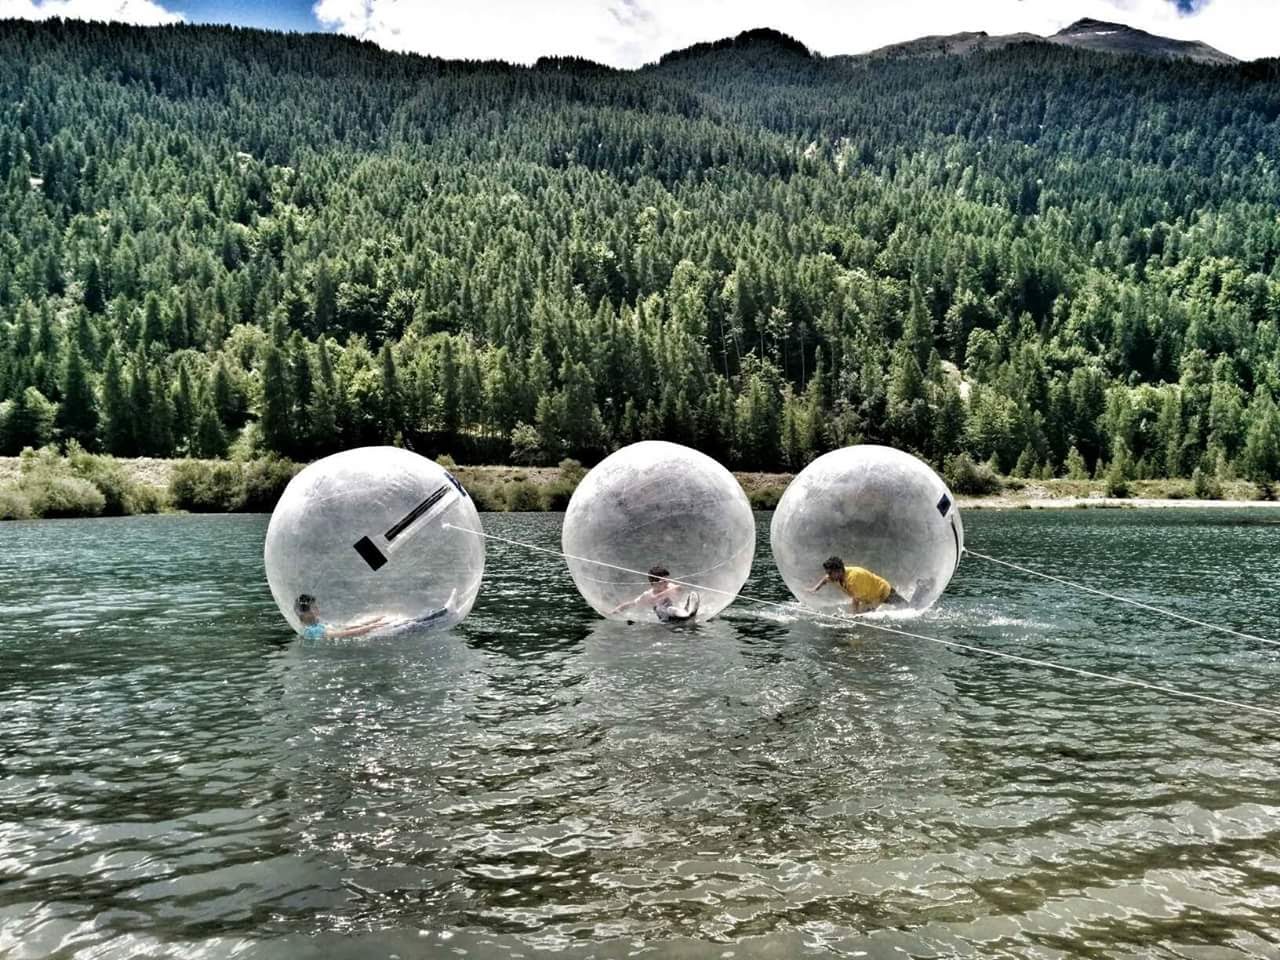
<box><xmin>647</xmin><ymin>564</ymin><xmax>670</xmax><ymax>585</ymax></box>
<box><xmin>823</xmin><ymin>556</ymin><xmax>844</xmax><ymax>580</ymax></box>
<box><xmin>295</xmin><ymin>593</ymin><xmax>319</xmax><ymax>624</ymax></box>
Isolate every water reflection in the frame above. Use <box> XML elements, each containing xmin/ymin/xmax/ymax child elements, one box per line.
<box><xmin>2</xmin><ymin>509</ymin><xmax>1280</xmax><ymax>958</ymax></box>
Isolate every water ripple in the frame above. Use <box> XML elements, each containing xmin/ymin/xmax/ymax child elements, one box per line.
<box><xmin>2</xmin><ymin>510</ymin><xmax>1280</xmax><ymax>958</ymax></box>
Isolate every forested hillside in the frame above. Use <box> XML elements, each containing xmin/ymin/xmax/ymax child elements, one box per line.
<box><xmin>3</xmin><ymin>18</ymin><xmax>1280</xmax><ymax>481</ymax></box>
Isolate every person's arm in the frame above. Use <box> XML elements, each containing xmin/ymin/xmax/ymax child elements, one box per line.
<box><xmin>610</xmin><ymin>590</ymin><xmax>651</xmax><ymax>615</ymax></box>
<box><xmin>809</xmin><ymin>575</ymin><xmax>830</xmax><ymax>593</ymax></box>
<box><xmin>330</xmin><ymin>616</ymin><xmax>387</xmax><ymax>639</ymax></box>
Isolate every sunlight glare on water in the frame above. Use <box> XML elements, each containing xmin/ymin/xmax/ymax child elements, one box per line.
<box><xmin>2</xmin><ymin>510</ymin><xmax>1279</xmax><ymax>959</ymax></box>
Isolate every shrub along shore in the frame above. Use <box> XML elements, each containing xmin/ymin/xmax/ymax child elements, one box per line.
<box><xmin>0</xmin><ymin>448</ymin><xmax>1276</xmax><ymax>522</ymax></box>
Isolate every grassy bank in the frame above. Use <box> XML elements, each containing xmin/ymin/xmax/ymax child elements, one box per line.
<box><xmin>2</xmin><ymin>449</ymin><xmax>1277</xmax><ymax>521</ymax></box>
<box><xmin>0</xmin><ymin>447</ymin><xmax>301</xmax><ymax>519</ymax></box>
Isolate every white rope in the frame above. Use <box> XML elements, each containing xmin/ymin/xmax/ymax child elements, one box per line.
<box><xmin>570</xmin><ymin>538</ymin><xmax>757</xmax><ymax>586</ymax></box>
<box><xmin>443</xmin><ymin>524</ymin><xmax>1280</xmax><ymax>720</ymax></box>
<box><xmin>964</xmin><ymin>549</ymin><xmax>1278</xmax><ymax>648</ymax></box>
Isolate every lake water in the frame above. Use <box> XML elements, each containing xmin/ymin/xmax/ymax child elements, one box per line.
<box><xmin>2</xmin><ymin>510</ymin><xmax>1280</xmax><ymax>959</ymax></box>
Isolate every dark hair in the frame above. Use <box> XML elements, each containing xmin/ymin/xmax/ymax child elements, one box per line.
<box><xmin>648</xmin><ymin>565</ymin><xmax>670</xmax><ymax>582</ymax></box>
<box><xmin>823</xmin><ymin>556</ymin><xmax>844</xmax><ymax>575</ymax></box>
<box><xmin>295</xmin><ymin>593</ymin><xmax>316</xmax><ymax>614</ymax></box>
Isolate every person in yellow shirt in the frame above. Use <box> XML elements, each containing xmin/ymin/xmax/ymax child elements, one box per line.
<box><xmin>809</xmin><ymin>556</ymin><xmax>909</xmax><ymax>614</ymax></box>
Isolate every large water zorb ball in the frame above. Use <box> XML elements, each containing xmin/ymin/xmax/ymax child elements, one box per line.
<box><xmin>562</xmin><ymin>441</ymin><xmax>755</xmax><ymax>622</ymax></box>
<box><xmin>264</xmin><ymin>447</ymin><xmax>484</xmax><ymax>636</ymax></box>
<box><xmin>771</xmin><ymin>445</ymin><xmax>963</xmax><ymax>612</ymax></box>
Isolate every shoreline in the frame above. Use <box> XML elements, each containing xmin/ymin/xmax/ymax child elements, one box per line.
<box><xmin>957</xmin><ymin>494</ymin><xmax>1280</xmax><ymax>510</ymax></box>
<box><xmin>3</xmin><ymin>455</ymin><xmax>1277</xmax><ymax>518</ymax></box>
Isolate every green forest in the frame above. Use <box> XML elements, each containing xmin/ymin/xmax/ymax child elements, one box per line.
<box><xmin>3</xmin><ymin>19</ymin><xmax>1280</xmax><ymax>484</ymax></box>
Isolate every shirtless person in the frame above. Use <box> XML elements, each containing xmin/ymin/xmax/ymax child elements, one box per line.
<box><xmin>610</xmin><ymin>565</ymin><xmax>701</xmax><ymax>622</ymax></box>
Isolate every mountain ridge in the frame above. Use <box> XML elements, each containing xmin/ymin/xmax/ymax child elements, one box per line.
<box><xmin>1050</xmin><ymin>17</ymin><xmax>1236</xmax><ymax>65</ymax></box>
<box><xmin>861</xmin><ymin>17</ymin><xmax>1237</xmax><ymax>66</ymax></box>
<box><xmin>654</xmin><ymin>27</ymin><xmax>813</xmax><ymax>66</ymax></box>
<box><xmin>0</xmin><ymin>16</ymin><xmax>1240</xmax><ymax>70</ymax></box>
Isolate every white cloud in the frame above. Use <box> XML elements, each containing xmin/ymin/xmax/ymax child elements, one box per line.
<box><xmin>0</xmin><ymin>0</ymin><xmax>183</xmax><ymax>26</ymax></box>
<box><xmin>312</xmin><ymin>0</ymin><xmax>1280</xmax><ymax>67</ymax></box>
<box><xmin>4</xmin><ymin>0</ymin><xmax>1274</xmax><ymax>63</ymax></box>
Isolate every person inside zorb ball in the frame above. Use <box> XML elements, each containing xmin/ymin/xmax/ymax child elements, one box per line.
<box><xmin>263</xmin><ymin>447</ymin><xmax>484</xmax><ymax>639</ymax></box>
<box><xmin>562</xmin><ymin>440</ymin><xmax>756</xmax><ymax>623</ymax></box>
<box><xmin>770</xmin><ymin>445</ymin><xmax>963</xmax><ymax>615</ymax></box>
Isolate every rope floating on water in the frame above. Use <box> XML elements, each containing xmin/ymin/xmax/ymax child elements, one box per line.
<box><xmin>964</xmin><ymin>549</ymin><xmax>1277</xmax><ymax>648</ymax></box>
<box><xmin>442</xmin><ymin>523</ymin><xmax>1280</xmax><ymax>720</ymax></box>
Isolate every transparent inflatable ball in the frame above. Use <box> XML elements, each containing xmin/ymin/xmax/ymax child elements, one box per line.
<box><xmin>562</xmin><ymin>441</ymin><xmax>755</xmax><ymax>623</ymax></box>
<box><xmin>770</xmin><ymin>445</ymin><xmax>963</xmax><ymax>613</ymax></box>
<box><xmin>264</xmin><ymin>447</ymin><xmax>484</xmax><ymax>638</ymax></box>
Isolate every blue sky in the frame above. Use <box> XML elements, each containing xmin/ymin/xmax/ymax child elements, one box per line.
<box><xmin>171</xmin><ymin>0</ymin><xmax>318</xmax><ymax>32</ymax></box>
<box><xmin>2</xmin><ymin>1</ymin><xmax>1277</xmax><ymax>63</ymax></box>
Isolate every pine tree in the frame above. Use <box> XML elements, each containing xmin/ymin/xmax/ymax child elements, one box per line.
<box><xmin>1012</xmin><ymin>445</ymin><xmax>1037</xmax><ymax>478</ymax></box>
<box><xmin>459</xmin><ymin>348</ymin><xmax>485</xmax><ymax>437</ymax></box>
<box><xmin>487</xmin><ymin>347</ymin><xmax>525</xmax><ymax>435</ymax></box>
<box><xmin>180</xmin><ymin>288</ymin><xmax>202</xmax><ymax>348</ymax></box>
<box><xmin>33</xmin><ymin>303</ymin><xmax>61</xmax><ymax>400</ymax></box>
<box><xmin>147</xmin><ymin>365</ymin><xmax>176</xmax><ymax>456</ymax></box>
<box><xmin>172</xmin><ymin>362</ymin><xmax>196</xmax><ymax>452</ymax></box>
<box><xmin>100</xmin><ymin>344</ymin><xmax>132</xmax><ymax>455</ymax></box>
<box><xmin>535</xmin><ymin>392</ymin><xmax>562</xmax><ymax>461</ymax></box>
<box><xmin>885</xmin><ymin>343</ymin><xmax>929</xmax><ymax>452</ymax></box>
<box><xmin>1064</xmin><ymin>445</ymin><xmax>1089</xmax><ymax>479</ymax></box>
<box><xmin>58</xmin><ymin>344</ymin><xmax>98</xmax><ymax>449</ymax></box>
<box><xmin>289</xmin><ymin>335</ymin><xmax>314</xmax><ymax>453</ymax></box>
<box><xmin>931</xmin><ymin>380</ymin><xmax>967</xmax><ymax>461</ymax></box>
<box><xmin>312</xmin><ymin>259</ymin><xmax>337</xmax><ymax>335</ymax></box>
<box><xmin>127</xmin><ymin>349</ymin><xmax>155</xmax><ymax>455</ymax></box>
<box><xmin>141</xmin><ymin>293</ymin><xmax>166</xmax><ymax>345</ymax></box>
<box><xmin>734</xmin><ymin>370</ymin><xmax>781</xmax><ymax>468</ymax></box>
<box><xmin>1242</xmin><ymin>392</ymin><xmax>1280</xmax><ymax>483</ymax></box>
<box><xmin>167</xmin><ymin>292</ymin><xmax>189</xmax><ymax>350</ymax></box>
<box><xmin>438</xmin><ymin>337</ymin><xmax>460</xmax><ymax>437</ymax></box>
<box><xmin>2</xmin><ymin>387</ymin><xmax>57</xmax><ymax>453</ymax></box>
<box><xmin>309</xmin><ymin>340</ymin><xmax>339</xmax><ymax>450</ymax></box>
<box><xmin>557</xmin><ymin>360</ymin><xmax>607</xmax><ymax>458</ymax></box>
<box><xmin>210</xmin><ymin>358</ymin><xmax>240</xmax><ymax>428</ymax></box>
<box><xmin>378</xmin><ymin>342</ymin><xmax>402</xmax><ymax>441</ymax></box>
<box><xmin>83</xmin><ymin>258</ymin><xmax>105</xmax><ymax>315</ymax></box>
<box><xmin>71</xmin><ymin>308</ymin><xmax>98</xmax><ymax>365</ymax></box>
<box><xmin>780</xmin><ymin>386</ymin><xmax>808</xmax><ymax>469</ymax></box>
<box><xmin>192</xmin><ymin>391</ymin><xmax>228</xmax><ymax>458</ymax></box>
<box><xmin>259</xmin><ymin>344</ymin><xmax>292</xmax><ymax>454</ymax></box>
